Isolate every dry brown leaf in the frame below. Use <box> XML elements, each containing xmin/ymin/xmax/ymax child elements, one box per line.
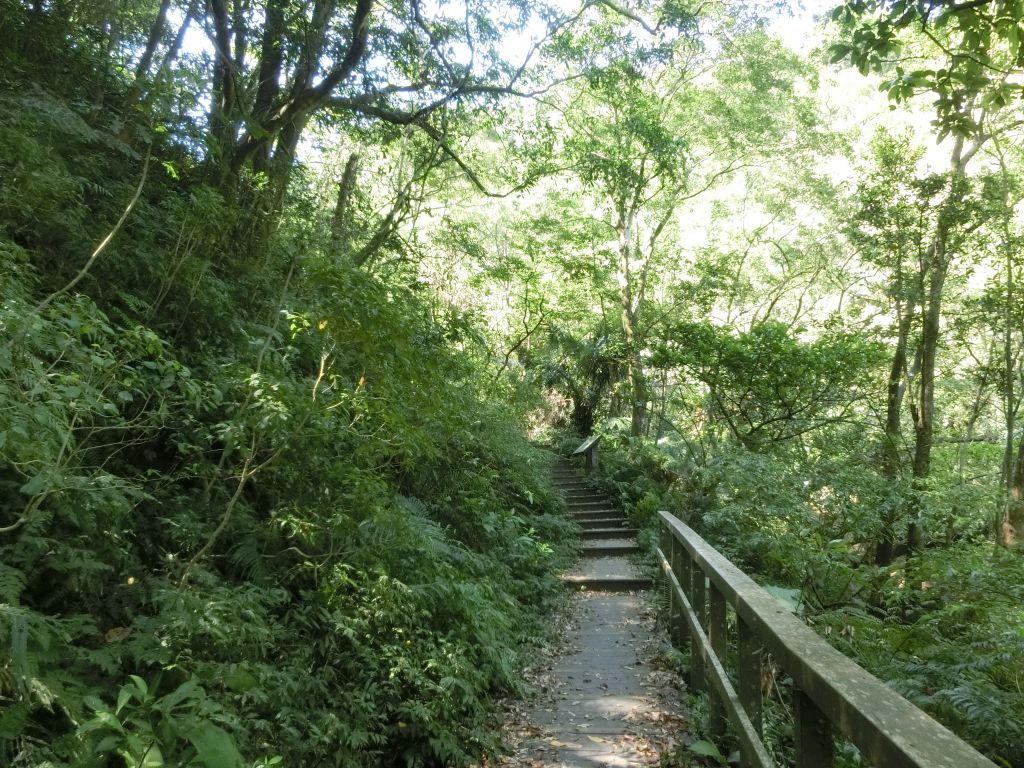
<box><xmin>549</xmin><ymin>738</ymin><xmax>583</xmax><ymax>748</ymax></box>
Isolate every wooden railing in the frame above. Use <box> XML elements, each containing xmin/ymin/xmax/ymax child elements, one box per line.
<box><xmin>657</xmin><ymin>511</ymin><xmax>997</xmax><ymax>768</ymax></box>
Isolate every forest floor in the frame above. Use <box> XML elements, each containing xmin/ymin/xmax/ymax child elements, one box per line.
<box><xmin>491</xmin><ymin>588</ymin><xmax>691</xmax><ymax>767</ymax></box>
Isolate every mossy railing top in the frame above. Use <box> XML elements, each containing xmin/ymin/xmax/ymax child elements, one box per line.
<box><xmin>657</xmin><ymin>511</ymin><xmax>997</xmax><ymax>768</ymax></box>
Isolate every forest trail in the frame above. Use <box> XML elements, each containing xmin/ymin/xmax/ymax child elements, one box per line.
<box><xmin>498</xmin><ymin>461</ymin><xmax>686</xmax><ymax>766</ymax></box>
<box><xmin>558</xmin><ymin>458</ymin><xmax>651</xmax><ymax>592</ymax></box>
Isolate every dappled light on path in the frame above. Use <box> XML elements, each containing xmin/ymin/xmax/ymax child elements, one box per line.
<box><xmin>496</xmin><ymin>592</ymin><xmax>688</xmax><ymax>767</ymax></box>
<box><xmin>492</xmin><ymin>458</ymin><xmax>688</xmax><ymax>767</ymax></box>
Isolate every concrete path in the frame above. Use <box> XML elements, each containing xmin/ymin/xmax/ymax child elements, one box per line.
<box><xmin>496</xmin><ymin>459</ymin><xmax>687</xmax><ymax>766</ymax></box>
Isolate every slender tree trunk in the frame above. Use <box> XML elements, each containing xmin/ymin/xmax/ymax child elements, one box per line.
<box><xmin>958</xmin><ymin>375</ymin><xmax>988</xmax><ymax>477</ymax></box>
<box><xmin>654</xmin><ymin>370</ymin><xmax>669</xmax><ymax>441</ymax></box>
<box><xmin>999</xmin><ymin>172</ymin><xmax>1023</xmax><ymax>546</ymax></box>
<box><xmin>1004</xmin><ymin>439</ymin><xmax>1024</xmax><ymax>546</ymax></box>
<box><xmin>906</xmin><ymin>134</ymin><xmax>975</xmax><ymax>552</ymax></box>
<box><xmin>267</xmin><ymin>114</ymin><xmax>310</xmax><ymax>207</ymax></box>
<box><xmin>231</xmin><ymin>0</ymin><xmax>248</xmax><ymax>71</ymax></box>
<box><xmin>622</xmin><ymin>306</ymin><xmax>647</xmax><ymax>438</ymax></box>
<box><xmin>876</xmin><ymin>306</ymin><xmax>913</xmax><ymax>565</ymax></box>
<box><xmin>616</xmin><ymin>211</ymin><xmax>647</xmax><ymax>438</ymax></box>
<box><xmin>331</xmin><ymin>152</ymin><xmax>361</xmax><ymax>254</ymax></box>
<box><xmin>94</xmin><ymin>12</ymin><xmax>121</xmax><ymax>110</ymax></box>
<box><xmin>208</xmin><ymin>0</ymin><xmax>238</xmax><ymax>189</ymax></box>
<box><xmin>122</xmin><ymin>0</ymin><xmax>195</xmax><ymax>131</ymax></box>
<box><xmin>908</xmin><ymin>242</ymin><xmax>947</xmax><ymax>550</ymax></box>
<box><xmin>132</xmin><ymin>0</ymin><xmax>171</xmax><ymax>85</ymax></box>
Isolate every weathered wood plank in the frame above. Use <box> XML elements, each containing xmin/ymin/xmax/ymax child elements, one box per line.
<box><xmin>656</xmin><ymin>548</ymin><xmax>774</xmax><ymax>768</ymax></box>
<box><xmin>688</xmin><ymin>555</ymin><xmax>706</xmax><ymax>693</ymax></box>
<box><xmin>658</xmin><ymin>511</ymin><xmax>997</xmax><ymax>768</ymax></box>
<box><xmin>794</xmin><ymin>686</ymin><xmax>834</xmax><ymax>768</ymax></box>
<box><xmin>708</xmin><ymin>584</ymin><xmax>728</xmax><ymax>738</ymax></box>
<box><xmin>737</xmin><ymin>617</ymin><xmax>763</xmax><ymax>735</ymax></box>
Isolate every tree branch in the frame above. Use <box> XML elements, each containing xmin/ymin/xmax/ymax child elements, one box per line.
<box><xmin>592</xmin><ymin>0</ymin><xmax>658</xmax><ymax>34</ymax></box>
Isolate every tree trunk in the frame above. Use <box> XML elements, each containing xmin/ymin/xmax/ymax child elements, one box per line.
<box><xmin>997</xmin><ymin>158</ymin><xmax>1021</xmax><ymax>547</ymax></box>
<box><xmin>908</xmin><ymin>244</ymin><xmax>947</xmax><ymax>551</ymax></box>
<box><xmin>208</xmin><ymin>0</ymin><xmax>238</xmax><ymax>188</ymax></box>
<box><xmin>876</xmin><ymin>306</ymin><xmax>913</xmax><ymax>565</ymax></box>
<box><xmin>620</xmin><ymin>299</ymin><xmax>646</xmax><ymax>437</ymax></box>
<box><xmin>132</xmin><ymin>0</ymin><xmax>171</xmax><ymax>86</ymax></box>
<box><xmin>957</xmin><ymin>375</ymin><xmax>988</xmax><ymax>477</ymax></box>
<box><xmin>331</xmin><ymin>152</ymin><xmax>361</xmax><ymax>254</ymax></box>
<box><xmin>627</xmin><ymin>349</ymin><xmax>647</xmax><ymax>438</ymax></box>
<box><xmin>1003</xmin><ymin>439</ymin><xmax>1024</xmax><ymax>546</ymax></box>
<box><xmin>906</xmin><ymin>133</ymin><xmax>975</xmax><ymax>552</ymax></box>
<box><xmin>572</xmin><ymin>402</ymin><xmax>596</xmax><ymax>436</ymax></box>
<box><xmin>251</xmin><ymin>0</ymin><xmax>286</xmax><ymax>174</ymax></box>
<box><xmin>654</xmin><ymin>370</ymin><xmax>669</xmax><ymax>442</ymax></box>
<box><xmin>616</xmin><ymin>211</ymin><xmax>647</xmax><ymax>438</ymax></box>
<box><xmin>122</xmin><ymin>0</ymin><xmax>194</xmax><ymax>129</ymax></box>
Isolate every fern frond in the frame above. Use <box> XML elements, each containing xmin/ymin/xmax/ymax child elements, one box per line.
<box><xmin>0</xmin><ymin>564</ymin><xmax>25</xmax><ymax>604</ymax></box>
<box><xmin>229</xmin><ymin>533</ymin><xmax>268</xmax><ymax>582</ymax></box>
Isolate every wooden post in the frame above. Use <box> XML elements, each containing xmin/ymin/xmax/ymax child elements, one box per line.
<box><xmin>671</xmin><ymin>536</ymin><xmax>688</xmax><ymax>653</ymax></box>
<box><xmin>794</xmin><ymin>687</ymin><xmax>834</xmax><ymax>768</ymax></box>
<box><xmin>662</xmin><ymin>528</ymin><xmax>677</xmax><ymax>646</ymax></box>
<box><xmin>688</xmin><ymin>556</ymin><xmax>706</xmax><ymax>693</ymax></box>
<box><xmin>737</xmin><ymin>617</ymin><xmax>763</xmax><ymax>734</ymax></box>
<box><xmin>655</xmin><ymin>511</ymin><xmax>999</xmax><ymax>768</ymax></box>
<box><xmin>708</xmin><ymin>584</ymin><xmax>728</xmax><ymax>737</ymax></box>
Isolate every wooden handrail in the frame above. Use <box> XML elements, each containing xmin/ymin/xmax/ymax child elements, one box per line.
<box><xmin>657</xmin><ymin>510</ymin><xmax>997</xmax><ymax>768</ymax></box>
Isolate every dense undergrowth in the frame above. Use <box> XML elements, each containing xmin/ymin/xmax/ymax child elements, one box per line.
<box><xmin>0</xmin><ymin>46</ymin><xmax>574</xmax><ymax>768</ymax></box>
<box><xmin>10</xmin><ymin>0</ymin><xmax>1024</xmax><ymax>765</ymax></box>
<box><xmin>584</xmin><ymin>431</ymin><xmax>1024</xmax><ymax>767</ymax></box>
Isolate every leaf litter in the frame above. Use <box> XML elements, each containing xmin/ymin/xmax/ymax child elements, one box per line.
<box><xmin>479</xmin><ymin>588</ymin><xmax>694</xmax><ymax>767</ymax></box>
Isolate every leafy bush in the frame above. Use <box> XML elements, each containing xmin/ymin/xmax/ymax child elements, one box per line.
<box><xmin>0</xmin><ymin>80</ymin><xmax>573</xmax><ymax>768</ymax></box>
<box><xmin>592</xmin><ymin>432</ymin><xmax>1024</xmax><ymax>765</ymax></box>
<box><xmin>817</xmin><ymin>546</ymin><xmax>1024</xmax><ymax>766</ymax></box>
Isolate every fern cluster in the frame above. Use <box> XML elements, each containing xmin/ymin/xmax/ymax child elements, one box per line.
<box><xmin>593</xmin><ymin>430</ymin><xmax>1024</xmax><ymax>766</ymax></box>
<box><xmin>0</xmin><ymin>24</ymin><xmax>575</xmax><ymax>768</ymax></box>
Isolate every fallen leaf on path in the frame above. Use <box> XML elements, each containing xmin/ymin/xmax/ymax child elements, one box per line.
<box><xmin>549</xmin><ymin>738</ymin><xmax>583</xmax><ymax>748</ymax></box>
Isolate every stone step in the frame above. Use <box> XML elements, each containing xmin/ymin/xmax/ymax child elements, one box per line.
<box><xmin>562</xmin><ymin>575</ymin><xmax>653</xmax><ymax>591</ymax></box>
<box><xmin>582</xmin><ymin>542</ymin><xmax>642</xmax><ymax>557</ymax></box>
<box><xmin>580</xmin><ymin>527</ymin><xmax>639</xmax><ymax>539</ymax></box>
<box><xmin>577</xmin><ymin>517</ymin><xmax>629</xmax><ymax>529</ymax></box>
<box><xmin>572</xmin><ymin>508</ymin><xmax>624</xmax><ymax>519</ymax></box>
<box><xmin>566</xmin><ymin>499</ymin><xmax>616</xmax><ymax>509</ymax></box>
<box><xmin>563</xmin><ymin>492</ymin><xmax>606</xmax><ymax>501</ymax></box>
